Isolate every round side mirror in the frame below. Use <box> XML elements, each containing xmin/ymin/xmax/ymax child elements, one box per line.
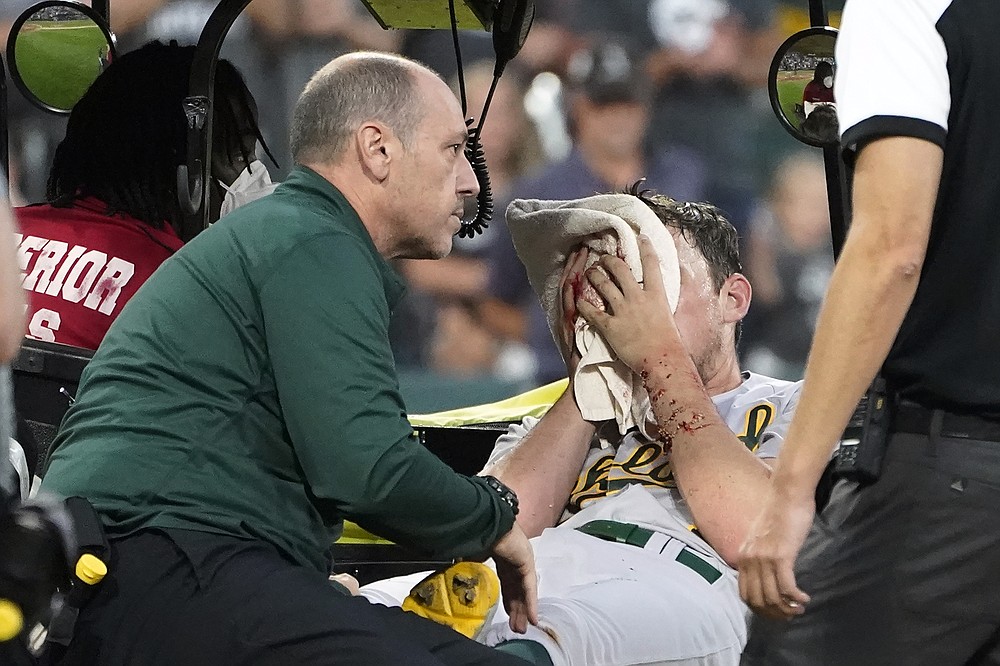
<box><xmin>767</xmin><ymin>27</ymin><xmax>839</xmax><ymax>148</ymax></box>
<box><xmin>6</xmin><ymin>1</ymin><xmax>117</xmax><ymax>114</ymax></box>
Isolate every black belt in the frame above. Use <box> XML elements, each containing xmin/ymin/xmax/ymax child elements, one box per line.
<box><xmin>891</xmin><ymin>404</ymin><xmax>1000</xmax><ymax>441</ymax></box>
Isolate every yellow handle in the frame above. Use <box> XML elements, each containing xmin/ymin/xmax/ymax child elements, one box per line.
<box><xmin>0</xmin><ymin>599</ymin><xmax>24</xmax><ymax>642</ymax></box>
<box><xmin>76</xmin><ymin>553</ymin><xmax>108</xmax><ymax>586</ymax></box>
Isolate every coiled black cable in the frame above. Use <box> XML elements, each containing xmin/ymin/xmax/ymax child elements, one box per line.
<box><xmin>459</xmin><ymin>120</ymin><xmax>494</xmax><ymax>238</ymax></box>
<box><xmin>450</xmin><ymin>0</ymin><xmax>495</xmax><ymax>238</ymax></box>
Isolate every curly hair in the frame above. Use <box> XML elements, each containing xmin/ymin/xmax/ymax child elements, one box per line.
<box><xmin>47</xmin><ymin>41</ymin><xmax>273</xmax><ymax>232</ymax></box>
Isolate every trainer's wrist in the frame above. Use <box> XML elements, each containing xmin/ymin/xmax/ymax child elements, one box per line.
<box><xmin>482</xmin><ymin>475</ymin><xmax>519</xmax><ymax>516</ymax></box>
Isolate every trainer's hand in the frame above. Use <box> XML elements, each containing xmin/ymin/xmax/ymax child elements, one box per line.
<box><xmin>575</xmin><ymin>236</ymin><xmax>678</xmax><ymax>373</ymax></box>
<box><xmin>737</xmin><ymin>485</ymin><xmax>814</xmax><ymax>619</ymax></box>
<box><xmin>489</xmin><ymin>523</ymin><xmax>538</xmax><ymax>634</ymax></box>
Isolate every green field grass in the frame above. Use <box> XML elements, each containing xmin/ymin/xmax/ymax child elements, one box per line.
<box><xmin>776</xmin><ymin>72</ymin><xmax>810</xmax><ymax>131</ymax></box>
<box><xmin>14</xmin><ymin>20</ymin><xmax>109</xmax><ymax>110</ymax></box>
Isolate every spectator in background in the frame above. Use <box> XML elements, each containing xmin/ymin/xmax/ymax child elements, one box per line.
<box><xmin>462</xmin><ymin>62</ymin><xmax>549</xmax><ymax>203</ymax></box>
<box><xmin>801</xmin><ymin>60</ymin><xmax>835</xmax><ymax>105</ymax></box>
<box><xmin>244</xmin><ymin>0</ymin><xmax>402</xmax><ymax>177</ymax></box>
<box><xmin>14</xmin><ymin>42</ymin><xmax>270</xmax><ymax>350</ymax></box>
<box><xmin>390</xmin><ymin>61</ymin><xmax>547</xmax><ymax>379</ymax></box>
<box><xmin>484</xmin><ymin>42</ymin><xmax>709</xmax><ymax>385</ymax></box>
<box><xmin>741</xmin><ymin>151</ymin><xmax>833</xmax><ymax>380</ymax></box>
<box><xmin>402</xmin><ymin>0</ymin><xmax>581</xmax><ymax>84</ymax></box>
<box><xmin>570</xmin><ymin>0</ymin><xmax>781</xmax><ymax>236</ymax></box>
<box><xmin>797</xmin><ymin>61</ymin><xmax>837</xmax><ymax>143</ymax></box>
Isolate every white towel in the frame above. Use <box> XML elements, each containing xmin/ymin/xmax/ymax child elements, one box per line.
<box><xmin>506</xmin><ymin>195</ymin><xmax>681</xmax><ymax>436</ymax></box>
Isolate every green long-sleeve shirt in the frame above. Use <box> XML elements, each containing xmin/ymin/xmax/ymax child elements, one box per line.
<box><xmin>41</xmin><ymin>166</ymin><xmax>514</xmax><ymax>572</ymax></box>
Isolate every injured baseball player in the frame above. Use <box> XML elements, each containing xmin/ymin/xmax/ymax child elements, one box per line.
<box><xmin>361</xmin><ymin>189</ymin><xmax>802</xmax><ymax>666</ymax></box>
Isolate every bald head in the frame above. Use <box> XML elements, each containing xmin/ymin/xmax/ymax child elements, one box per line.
<box><xmin>290</xmin><ymin>52</ymin><xmax>441</xmax><ymax>166</ymax></box>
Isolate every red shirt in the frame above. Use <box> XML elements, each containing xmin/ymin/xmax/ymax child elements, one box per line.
<box><xmin>803</xmin><ymin>80</ymin><xmax>835</xmax><ymax>104</ymax></box>
<box><xmin>14</xmin><ymin>199</ymin><xmax>183</xmax><ymax>350</ymax></box>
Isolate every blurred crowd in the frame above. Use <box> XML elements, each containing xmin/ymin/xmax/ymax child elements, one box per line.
<box><xmin>3</xmin><ymin>0</ymin><xmax>844</xmax><ymax>411</ymax></box>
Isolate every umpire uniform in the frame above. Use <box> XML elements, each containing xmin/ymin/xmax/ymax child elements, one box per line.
<box><xmin>744</xmin><ymin>0</ymin><xmax>1000</xmax><ymax>663</ymax></box>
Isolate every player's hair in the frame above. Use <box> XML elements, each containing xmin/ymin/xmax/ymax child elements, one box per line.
<box><xmin>627</xmin><ymin>181</ymin><xmax>745</xmax><ymax>345</ymax></box>
<box><xmin>47</xmin><ymin>41</ymin><xmax>272</xmax><ymax>233</ymax></box>
<box><xmin>801</xmin><ymin>104</ymin><xmax>840</xmax><ymax>144</ymax></box>
<box><xmin>290</xmin><ymin>52</ymin><xmax>428</xmax><ymax>164</ymax></box>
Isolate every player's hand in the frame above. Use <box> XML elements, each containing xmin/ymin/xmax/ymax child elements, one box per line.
<box><xmin>575</xmin><ymin>236</ymin><xmax>678</xmax><ymax>373</ymax></box>
<box><xmin>558</xmin><ymin>246</ymin><xmax>588</xmax><ymax>377</ymax></box>
<box><xmin>737</xmin><ymin>484</ymin><xmax>814</xmax><ymax>619</ymax></box>
<box><xmin>489</xmin><ymin>523</ymin><xmax>539</xmax><ymax>634</ymax></box>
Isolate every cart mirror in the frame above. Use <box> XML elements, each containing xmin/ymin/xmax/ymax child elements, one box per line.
<box><xmin>767</xmin><ymin>27</ymin><xmax>839</xmax><ymax>147</ymax></box>
<box><xmin>7</xmin><ymin>1</ymin><xmax>117</xmax><ymax>114</ymax></box>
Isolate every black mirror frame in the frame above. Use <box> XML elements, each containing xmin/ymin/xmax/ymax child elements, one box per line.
<box><xmin>767</xmin><ymin>25</ymin><xmax>839</xmax><ymax>149</ymax></box>
<box><xmin>6</xmin><ymin>0</ymin><xmax>117</xmax><ymax>115</ymax></box>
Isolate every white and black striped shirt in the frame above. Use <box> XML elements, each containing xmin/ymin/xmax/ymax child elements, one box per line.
<box><xmin>836</xmin><ymin>0</ymin><xmax>1000</xmax><ymax>414</ymax></box>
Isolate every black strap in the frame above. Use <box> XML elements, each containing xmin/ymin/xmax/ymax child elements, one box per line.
<box><xmin>45</xmin><ymin>498</ymin><xmax>110</xmax><ymax>650</ymax></box>
<box><xmin>64</xmin><ymin>497</ymin><xmax>109</xmax><ymax>560</ymax></box>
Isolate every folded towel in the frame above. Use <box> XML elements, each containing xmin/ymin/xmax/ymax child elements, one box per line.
<box><xmin>506</xmin><ymin>194</ymin><xmax>681</xmax><ymax>436</ymax></box>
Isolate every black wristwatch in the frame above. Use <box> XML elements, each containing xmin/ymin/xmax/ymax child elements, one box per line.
<box><xmin>482</xmin><ymin>475</ymin><xmax>519</xmax><ymax>516</ymax></box>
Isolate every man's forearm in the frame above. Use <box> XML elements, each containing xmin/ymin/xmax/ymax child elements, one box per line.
<box><xmin>769</xmin><ymin>137</ymin><xmax>940</xmax><ymax>501</ymax></box>
<box><xmin>483</xmin><ymin>388</ymin><xmax>596</xmax><ymax>537</ymax></box>
<box><xmin>642</xmin><ymin>361</ymin><xmax>773</xmax><ymax>566</ymax></box>
<box><xmin>769</xmin><ymin>222</ymin><xmax>922</xmax><ymax>497</ymax></box>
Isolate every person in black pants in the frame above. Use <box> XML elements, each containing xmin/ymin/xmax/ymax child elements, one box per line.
<box><xmin>65</xmin><ymin>531</ymin><xmax>523</xmax><ymax>665</ymax></box>
<box><xmin>40</xmin><ymin>51</ymin><xmax>536</xmax><ymax>665</ymax></box>
<box><xmin>737</xmin><ymin>1</ymin><xmax>1000</xmax><ymax>664</ymax></box>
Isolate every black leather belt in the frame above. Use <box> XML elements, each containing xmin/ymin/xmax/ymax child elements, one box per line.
<box><xmin>891</xmin><ymin>404</ymin><xmax>1000</xmax><ymax>441</ymax></box>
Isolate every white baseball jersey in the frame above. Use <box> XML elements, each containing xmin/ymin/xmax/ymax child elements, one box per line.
<box><xmin>362</xmin><ymin>372</ymin><xmax>801</xmax><ymax>666</ymax></box>
<box><xmin>486</xmin><ymin>370</ymin><xmax>800</xmax><ymax>557</ymax></box>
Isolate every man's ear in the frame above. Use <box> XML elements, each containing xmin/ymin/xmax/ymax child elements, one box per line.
<box><xmin>356</xmin><ymin>122</ymin><xmax>392</xmax><ymax>182</ymax></box>
<box><xmin>721</xmin><ymin>273</ymin><xmax>752</xmax><ymax>325</ymax></box>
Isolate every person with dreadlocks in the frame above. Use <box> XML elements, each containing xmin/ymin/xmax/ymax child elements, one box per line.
<box><xmin>13</xmin><ymin>40</ymin><xmax>273</xmax><ymax>351</ymax></box>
